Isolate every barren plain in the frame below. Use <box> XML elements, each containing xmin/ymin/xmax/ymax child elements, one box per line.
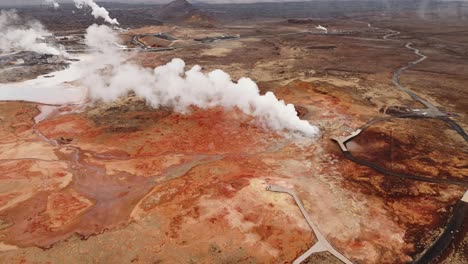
<box><xmin>0</xmin><ymin>1</ymin><xmax>467</xmax><ymax>264</ymax></box>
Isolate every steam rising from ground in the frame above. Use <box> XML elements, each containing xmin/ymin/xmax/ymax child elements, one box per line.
<box><xmin>44</xmin><ymin>0</ymin><xmax>60</xmax><ymax>9</ymax></box>
<box><xmin>43</xmin><ymin>0</ymin><xmax>118</xmax><ymax>25</ymax></box>
<box><xmin>74</xmin><ymin>0</ymin><xmax>119</xmax><ymax>25</ymax></box>
<box><xmin>316</xmin><ymin>25</ymin><xmax>328</xmax><ymax>33</ymax></box>
<box><xmin>82</xmin><ymin>25</ymin><xmax>319</xmax><ymax>136</ymax></box>
<box><xmin>0</xmin><ymin>10</ymin><xmax>62</xmax><ymax>55</ymax></box>
<box><xmin>0</xmin><ymin>12</ymin><xmax>317</xmax><ymax>135</ymax></box>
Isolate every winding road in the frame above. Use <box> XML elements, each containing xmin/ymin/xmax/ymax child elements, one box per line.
<box><xmin>392</xmin><ymin>42</ymin><xmax>443</xmax><ymax>116</ymax></box>
<box><xmin>332</xmin><ymin>22</ymin><xmax>468</xmax><ymax>185</ymax></box>
<box><xmin>413</xmin><ymin>191</ymin><xmax>468</xmax><ymax>264</ymax></box>
<box><xmin>330</xmin><ymin>21</ymin><xmax>468</xmax><ymax>264</ymax></box>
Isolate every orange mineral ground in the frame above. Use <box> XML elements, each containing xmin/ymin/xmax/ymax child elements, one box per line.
<box><xmin>0</xmin><ymin>79</ymin><xmax>465</xmax><ymax>263</ymax></box>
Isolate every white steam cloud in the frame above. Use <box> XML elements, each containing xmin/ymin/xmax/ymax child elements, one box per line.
<box><xmin>0</xmin><ymin>10</ymin><xmax>62</xmax><ymax>55</ymax></box>
<box><xmin>74</xmin><ymin>0</ymin><xmax>119</xmax><ymax>25</ymax></box>
<box><xmin>43</xmin><ymin>0</ymin><xmax>117</xmax><ymax>25</ymax></box>
<box><xmin>44</xmin><ymin>0</ymin><xmax>60</xmax><ymax>9</ymax></box>
<box><xmin>316</xmin><ymin>25</ymin><xmax>328</xmax><ymax>33</ymax></box>
<box><xmin>81</xmin><ymin>25</ymin><xmax>319</xmax><ymax>136</ymax></box>
<box><xmin>0</xmin><ymin>9</ymin><xmax>318</xmax><ymax>136</ymax></box>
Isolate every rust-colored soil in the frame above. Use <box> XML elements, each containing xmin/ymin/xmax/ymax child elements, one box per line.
<box><xmin>0</xmin><ymin>14</ymin><xmax>467</xmax><ymax>264</ymax></box>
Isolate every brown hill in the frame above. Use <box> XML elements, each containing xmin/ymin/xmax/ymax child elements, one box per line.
<box><xmin>156</xmin><ymin>0</ymin><xmax>195</xmax><ymax>21</ymax></box>
<box><xmin>155</xmin><ymin>0</ymin><xmax>216</xmax><ymax>27</ymax></box>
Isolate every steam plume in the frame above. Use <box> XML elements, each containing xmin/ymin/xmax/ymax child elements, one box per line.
<box><xmin>44</xmin><ymin>0</ymin><xmax>60</xmax><ymax>9</ymax></box>
<box><xmin>0</xmin><ymin>10</ymin><xmax>62</xmax><ymax>55</ymax></box>
<box><xmin>74</xmin><ymin>0</ymin><xmax>119</xmax><ymax>25</ymax></box>
<box><xmin>316</xmin><ymin>25</ymin><xmax>328</xmax><ymax>33</ymax></box>
<box><xmin>82</xmin><ymin>25</ymin><xmax>319</xmax><ymax>136</ymax></box>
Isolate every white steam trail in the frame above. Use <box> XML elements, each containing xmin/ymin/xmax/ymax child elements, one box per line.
<box><xmin>0</xmin><ymin>22</ymin><xmax>318</xmax><ymax>136</ymax></box>
<box><xmin>316</xmin><ymin>25</ymin><xmax>328</xmax><ymax>33</ymax></box>
<box><xmin>82</xmin><ymin>25</ymin><xmax>319</xmax><ymax>136</ymax></box>
<box><xmin>44</xmin><ymin>0</ymin><xmax>60</xmax><ymax>9</ymax></box>
<box><xmin>74</xmin><ymin>0</ymin><xmax>119</xmax><ymax>25</ymax></box>
<box><xmin>0</xmin><ymin>10</ymin><xmax>62</xmax><ymax>55</ymax></box>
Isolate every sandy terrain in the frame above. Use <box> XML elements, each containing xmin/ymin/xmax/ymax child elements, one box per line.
<box><xmin>0</xmin><ymin>3</ymin><xmax>466</xmax><ymax>264</ymax></box>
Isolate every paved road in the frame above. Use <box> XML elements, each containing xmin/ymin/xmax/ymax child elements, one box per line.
<box><xmin>361</xmin><ymin>21</ymin><xmax>452</xmax><ymax>118</ymax></box>
<box><xmin>391</xmin><ymin>42</ymin><xmax>444</xmax><ymax>116</ymax></box>
<box><xmin>413</xmin><ymin>191</ymin><xmax>467</xmax><ymax>264</ymax></box>
<box><xmin>130</xmin><ymin>35</ymin><xmax>176</xmax><ymax>52</ymax></box>
<box><xmin>332</xmin><ymin>22</ymin><xmax>468</xmax><ymax>264</ymax></box>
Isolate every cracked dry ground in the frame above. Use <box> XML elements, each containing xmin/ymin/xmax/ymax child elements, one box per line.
<box><xmin>0</xmin><ymin>80</ymin><xmax>466</xmax><ymax>263</ymax></box>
